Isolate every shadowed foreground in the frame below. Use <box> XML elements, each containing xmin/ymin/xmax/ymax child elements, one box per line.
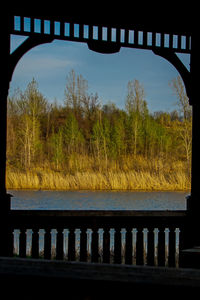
<box><xmin>1</xmin><ymin>257</ymin><xmax>200</xmax><ymax>299</ymax></box>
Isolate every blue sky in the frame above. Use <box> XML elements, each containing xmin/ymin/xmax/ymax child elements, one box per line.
<box><xmin>9</xmin><ymin>34</ymin><xmax>190</xmax><ymax>113</ymax></box>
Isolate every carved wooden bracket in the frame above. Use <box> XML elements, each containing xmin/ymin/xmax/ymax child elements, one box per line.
<box><xmin>153</xmin><ymin>48</ymin><xmax>192</xmax><ymax>105</ymax></box>
<box><xmin>9</xmin><ymin>35</ymin><xmax>54</xmax><ymax>82</ymax></box>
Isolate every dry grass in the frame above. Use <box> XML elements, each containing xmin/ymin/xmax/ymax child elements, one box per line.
<box><xmin>6</xmin><ymin>169</ymin><xmax>190</xmax><ymax>191</ymax></box>
<box><xmin>6</xmin><ymin>155</ymin><xmax>190</xmax><ymax>191</ymax></box>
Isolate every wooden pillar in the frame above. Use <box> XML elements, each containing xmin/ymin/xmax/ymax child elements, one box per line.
<box><xmin>0</xmin><ymin>15</ymin><xmax>12</xmax><ymax>256</ymax></box>
<box><xmin>186</xmin><ymin>32</ymin><xmax>200</xmax><ymax>247</ymax></box>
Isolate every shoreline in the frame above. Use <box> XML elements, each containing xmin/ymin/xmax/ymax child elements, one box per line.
<box><xmin>7</xmin><ymin>188</ymin><xmax>189</xmax><ymax>192</ymax></box>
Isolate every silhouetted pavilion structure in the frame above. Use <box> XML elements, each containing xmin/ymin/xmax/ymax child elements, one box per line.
<box><xmin>1</xmin><ymin>7</ymin><xmax>200</xmax><ymax>298</ymax></box>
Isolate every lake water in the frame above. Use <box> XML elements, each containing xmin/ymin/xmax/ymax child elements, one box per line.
<box><xmin>10</xmin><ymin>190</ymin><xmax>188</xmax><ymax>210</ymax></box>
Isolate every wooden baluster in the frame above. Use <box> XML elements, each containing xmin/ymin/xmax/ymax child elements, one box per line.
<box><xmin>125</xmin><ymin>227</ymin><xmax>133</xmax><ymax>264</ymax></box>
<box><xmin>91</xmin><ymin>227</ymin><xmax>99</xmax><ymax>262</ymax></box>
<box><xmin>80</xmin><ymin>227</ymin><xmax>88</xmax><ymax>262</ymax></box>
<box><xmin>114</xmin><ymin>228</ymin><xmax>121</xmax><ymax>264</ymax></box>
<box><xmin>136</xmin><ymin>227</ymin><xmax>144</xmax><ymax>265</ymax></box>
<box><xmin>168</xmin><ymin>226</ymin><xmax>176</xmax><ymax>267</ymax></box>
<box><xmin>68</xmin><ymin>227</ymin><xmax>75</xmax><ymax>261</ymax></box>
<box><xmin>147</xmin><ymin>227</ymin><xmax>155</xmax><ymax>266</ymax></box>
<box><xmin>32</xmin><ymin>227</ymin><xmax>39</xmax><ymax>258</ymax></box>
<box><xmin>44</xmin><ymin>228</ymin><xmax>51</xmax><ymax>259</ymax></box>
<box><xmin>19</xmin><ymin>227</ymin><xmax>26</xmax><ymax>258</ymax></box>
<box><xmin>158</xmin><ymin>227</ymin><xmax>165</xmax><ymax>266</ymax></box>
<box><xmin>103</xmin><ymin>227</ymin><xmax>110</xmax><ymax>263</ymax></box>
<box><xmin>56</xmin><ymin>227</ymin><xmax>64</xmax><ymax>260</ymax></box>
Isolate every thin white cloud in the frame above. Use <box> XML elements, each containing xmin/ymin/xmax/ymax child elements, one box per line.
<box><xmin>20</xmin><ymin>56</ymin><xmax>75</xmax><ymax>72</ymax></box>
<box><xmin>15</xmin><ymin>54</ymin><xmax>75</xmax><ymax>75</ymax></box>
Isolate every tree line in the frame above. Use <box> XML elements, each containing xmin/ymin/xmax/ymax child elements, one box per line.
<box><xmin>7</xmin><ymin>70</ymin><xmax>192</xmax><ymax>175</ymax></box>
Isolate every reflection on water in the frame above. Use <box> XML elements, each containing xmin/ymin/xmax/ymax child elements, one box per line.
<box><xmin>10</xmin><ymin>190</ymin><xmax>188</xmax><ymax>210</ymax></box>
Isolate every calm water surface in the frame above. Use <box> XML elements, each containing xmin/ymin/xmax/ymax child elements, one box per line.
<box><xmin>10</xmin><ymin>190</ymin><xmax>188</xmax><ymax>210</ymax></box>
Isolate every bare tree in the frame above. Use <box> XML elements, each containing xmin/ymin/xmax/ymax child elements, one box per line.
<box><xmin>170</xmin><ymin>76</ymin><xmax>192</xmax><ymax>163</ymax></box>
<box><xmin>170</xmin><ymin>76</ymin><xmax>191</xmax><ymax>121</ymax></box>
<box><xmin>64</xmin><ymin>69</ymin><xmax>88</xmax><ymax>117</ymax></box>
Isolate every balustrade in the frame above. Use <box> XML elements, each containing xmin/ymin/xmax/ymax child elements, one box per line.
<box><xmin>10</xmin><ymin>210</ymin><xmax>186</xmax><ymax>268</ymax></box>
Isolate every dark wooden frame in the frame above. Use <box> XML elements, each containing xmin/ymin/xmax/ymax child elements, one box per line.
<box><xmin>0</xmin><ymin>12</ymin><xmax>199</xmax><ymax>269</ymax></box>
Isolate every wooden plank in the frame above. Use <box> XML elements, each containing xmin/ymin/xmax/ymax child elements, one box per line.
<box><xmin>98</xmin><ymin>26</ymin><xmax>102</xmax><ymax>41</ymax></box>
<box><xmin>116</xmin><ymin>27</ymin><xmax>120</xmax><ymax>43</ymax></box>
<box><xmin>169</xmin><ymin>33</ymin><xmax>173</xmax><ymax>49</ymax></box>
<box><xmin>152</xmin><ymin>32</ymin><xmax>156</xmax><ymax>47</ymax></box>
<box><xmin>89</xmin><ymin>24</ymin><xmax>93</xmax><ymax>40</ymax></box>
<box><xmin>30</xmin><ymin>17</ymin><xmax>34</xmax><ymax>33</ymax></box>
<box><xmin>186</xmin><ymin>35</ymin><xmax>191</xmax><ymax>51</ymax></box>
<box><xmin>143</xmin><ymin>31</ymin><xmax>147</xmax><ymax>47</ymax></box>
<box><xmin>134</xmin><ymin>30</ymin><xmax>138</xmax><ymax>45</ymax></box>
<box><xmin>160</xmin><ymin>33</ymin><xmax>165</xmax><ymax>48</ymax></box>
<box><xmin>79</xmin><ymin>23</ymin><xmax>84</xmax><ymax>39</ymax></box>
<box><xmin>10</xmin><ymin>209</ymin><xmax>187</xmax><ymax>218</ymax></box>
<box><xmin>60</xmin><ymin>21</ymin><xmax>65</xmax><ymax>37</ymax></box>
<box><xmin>178</xmin><ymin>35</ymin><xmax>182</xmax><ymax>50</ymax></box>
<box><xmin>107</xmin><ymin>27</ymin><xmax>112</xmax><ymax>42</ymax></box>
<box><xmin>50</xmin><ymin>19</ymin><xmax>54</xmax><ymax>36</ymax></box>
<box><xmin>70</xmin><ymin>23</ymin><xmax>74</xmax><ymax>37</ymax></box>
<box><xmin>41</xmin><ymin>19</ymin><xmax>44</xmax><ymax>34</ymax></box>
<box><xmin>124</xmin><ymin>29</ymin><xmax>129</xmax><ymax>44</ymax></box>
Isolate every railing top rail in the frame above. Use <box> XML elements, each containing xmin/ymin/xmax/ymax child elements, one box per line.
<box><xmin>10</xmin><ymin>209</ymin><xmax>187</xmax><ymax>218</ymax></box>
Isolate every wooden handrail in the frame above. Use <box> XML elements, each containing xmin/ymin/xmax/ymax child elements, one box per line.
<box><xmin>10</xmin><ymin>209</ymin><xmax>186</xmax><ymax>217</ymax></box>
